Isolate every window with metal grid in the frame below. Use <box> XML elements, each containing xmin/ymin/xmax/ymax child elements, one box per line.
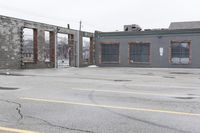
<box><xmin>101</xmin><ymin>44</ymin><xmax>119</xmax><ymax>63</ymax></box>
<box><xmin>129</xmin><ymin>43</ymin><xmax>150</xmax><ymax>63</ymax></box>
<box><xmin>171</xmin><ymin>42</ymin><xmax>190</xmax><ymax>64</ymax></box>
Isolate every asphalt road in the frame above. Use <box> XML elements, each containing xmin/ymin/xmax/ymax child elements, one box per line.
<box><xmin>0</xmin><ymin>67</ymin><xmax>200</xmax><ymax>133</ymax></box>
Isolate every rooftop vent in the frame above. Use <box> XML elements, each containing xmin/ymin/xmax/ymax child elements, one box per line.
<box><xmin>124</xmin><ymin>24</ymin><xmax>142</xmax><ymax>32</ymax></box>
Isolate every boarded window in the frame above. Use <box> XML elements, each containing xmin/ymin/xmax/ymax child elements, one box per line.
<box><xmin>22</xmin><ymin>28</ymin><xmax>35</xmax><ymax>62</ymax></box>
<box><xmin>101</xmin><ymin>44</ymin><xmax>119</xmax><ymax>63</ymax></box>
<box><xmin>129</xmin><ymin>43</ymin><xmax>150</xmax><ymax>63</ymax></box>
<box><xmin>44</xmin><ymin>31</ymin><xmax>50</xmax><ymax>62</ymax></box>
<box><xmin>171</xmin><ymin>42</ymin><xmax>190</xmax><ymax>64</ymax></box>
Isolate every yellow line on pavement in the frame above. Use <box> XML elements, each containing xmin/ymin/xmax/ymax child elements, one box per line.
<box><xmin>21</xmin><ymin>97</ymin><xmax>200</xmax><ymax>117</ymax></box>
<box><xmin>71</xmin><ymin>88</ymin><xmax>198</xmax><ymax>98</ymax></box>
<box><xmin>0</xmin><ymin>126</ymin><xmax>39</xmax><ymax>133</ymax></box>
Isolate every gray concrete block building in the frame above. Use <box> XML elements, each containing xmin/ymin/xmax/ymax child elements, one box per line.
<box><xmin>95</xmin><ymin>22</ymin><xmax>200</xmax><ymax>68</ymax></box>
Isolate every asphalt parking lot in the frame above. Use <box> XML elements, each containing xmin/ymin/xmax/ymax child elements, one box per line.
<box><xmin>0</xmin><ymin>67</ymin><xmax>200</xmax><ymax>133</ymax></box>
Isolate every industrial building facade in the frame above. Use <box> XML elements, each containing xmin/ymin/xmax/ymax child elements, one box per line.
<box><xmin>0</xmin><ymin>15</ymin><xmax>94</xmax><ymax>69</ymax></box>
<box><xmin>95</xmin><ymin>23</ymin><xmax>200</xmax><ymax>68</ymax></box>
<box><xmin>1</xmin><ymin>15</ymin><xmax>200</xmax><ymax>69</ymax></box>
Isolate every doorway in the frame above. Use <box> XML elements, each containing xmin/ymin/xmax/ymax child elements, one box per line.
<box><xmin>82</xmin><ymin>37</ymin><xmax>90</xmax><ymax>65</ymax></box>
<box><xmin>56</xmin><ymin>33</ymin><xmax>70</xmax><ymax>68</ymax></box>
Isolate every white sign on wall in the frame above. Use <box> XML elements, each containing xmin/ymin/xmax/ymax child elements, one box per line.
<box><xmin>159</xmin><ymin>47</ymin><xmax>164</xmax><ymax>56</ymax></box>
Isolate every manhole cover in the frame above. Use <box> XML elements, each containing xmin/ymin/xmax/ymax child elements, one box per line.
<box><xmin>174</xmin><ymin>97</ymin><xmax>194</xmax><ymax>100</ymax></box>
<box><xmin>0</xmin><ymin>87</ymin><xmax>19</xmax><ymax>90</ymax></box>
<box><xmin>114</xmin><ymin>80</ymin><xmax>132</xmax><ymax>82</ymax></box>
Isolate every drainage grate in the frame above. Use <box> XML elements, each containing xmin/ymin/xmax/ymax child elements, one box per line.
<box><xmin>0</xmin><ymin>87</ymin><xmax>19</xmax><ymax>90</ymax></box>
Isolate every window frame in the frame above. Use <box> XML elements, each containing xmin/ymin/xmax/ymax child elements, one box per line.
<box><xmin>128</xmin><ymin>42</ymin><xmax>151</xmax><ymax>64</ymax></box>
<box><xmin>100</xmin><ymin>42</ymin><xmax>120</xmax><ymax>64</ymax></box>
<box><xmin>170</xmin><ymin>41</ymin><xmax>192</xmax><ymax>65</ymax></box>
<box><xmin>22</xmin><ymin>28</ymin><xmax>38</xmax><ymax>63</ymax></box>
<box><xmin>44</xmin><ymin>31</ymin><xmax>51</xmax><ymax>62</ymax></box>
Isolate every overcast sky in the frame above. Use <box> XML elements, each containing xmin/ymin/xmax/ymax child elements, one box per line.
<box><xmin>0</xmin><ymin>0</ymin><xmax>200</xmax><ymax>32</ymax></box>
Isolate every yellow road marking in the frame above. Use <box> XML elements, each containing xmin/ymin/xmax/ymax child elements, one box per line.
<box><xmin>71</xmin><ymin>88</ymin><xmax>199</xmax><ymax>98</ymax></box>
<box><xmin>0</xmin><ymin>126</ymin><xmax>39</xmax><ymax>133</ymax></box>
<box><xmin>21</xmin><ymin>97</ymin><xmax>200</xmax><ymax>117</ymax></box>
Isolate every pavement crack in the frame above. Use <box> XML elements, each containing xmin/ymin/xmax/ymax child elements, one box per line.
<box><xmin>88</xmin><ymin>91</ymin><xmax>191</xmax><ymax>133</ymax></box>
<box><xmin>25</xmin><ymin>115</ymin><xmax>94</xmax><ymax>133</ymax></box>
<box><xmin>0</xmin><ymin>99</ymin><xmax>23</xmax><ymax>121</ymax></box>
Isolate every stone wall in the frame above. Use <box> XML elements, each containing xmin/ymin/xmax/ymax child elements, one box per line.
<box><xmin>0</xmin><ymin>15</ymin><xmax>94</xmax><ymax>69</ymax></box>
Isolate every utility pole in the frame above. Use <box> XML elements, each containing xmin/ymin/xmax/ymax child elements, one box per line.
<box><xmin>77</xmin><ymin>21</ymin><xmax>82</xmax><ymax>67</ymax></box>
<box><xmin>79</xmin><ymin>21</ymin><xmax>82</xmax><ymax>31</ymax></box>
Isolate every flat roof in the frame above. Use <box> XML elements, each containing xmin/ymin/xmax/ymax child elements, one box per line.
<box><xmin>169</xmin><ymin>21</ymin><xmax>200</xmax><ymax>30</ymax></box>
<box><xmin>95</xmin><ymin>28</ymin><xmax>200</xmax><ymax>38</ymax></box>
